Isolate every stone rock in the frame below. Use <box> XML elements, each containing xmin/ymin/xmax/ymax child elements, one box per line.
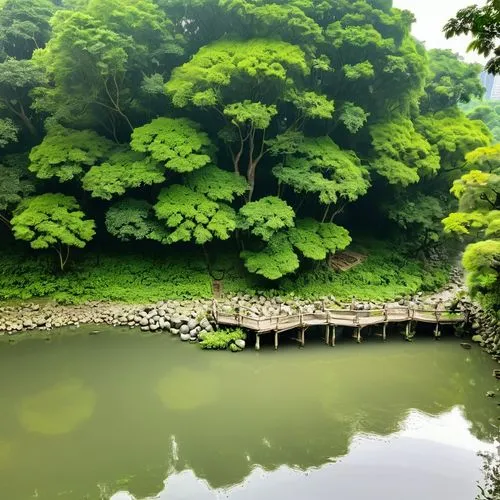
<box><xmin>139</xmin><ymin>318</ymin><xmax>149</xmax><ymax>326</ymax></box>
<box><xmin>159</xmin><ymin>318</ymin><xmax>170</xmax><ymax>330</ymax></box>
<box><xmin>180</xmin><ymin>333</ymin><xmax>191</xmax><ymax>342</ymax></box>
<box><xmin>170</xmin><ymin>328</ymin><xmax>179</xmax><ymax>335</ymax></box>
<box><xmin>187</xmin><ymin>319</ymin><xmax>198</xmax><ymax>330</ymax></box>
<box><xmin>460</xmin><ymin>343</ymin><xmax>472</xmax><ymax>350</ymax></box>
<box><xmin>235</xmin><ymin>339</ymin><xmax>246</xmax><ymax>349</ymax></box>
<box><xmin>150</xmin><ymin>323</ymin><xmax>159</xmax><ymax>331</ymax></box>
<box><xmin>486</xmin><ymin>391</ymin><xmax>496</xmax><ymax>398</ymax></box>
<box><xmin>472</xmin><ymin>335</ymin><xmax>483</xmax><ymax>343</ymax></box>
<box><xmin>140</xmin><ymin>325</ymin><xmax>150</xmax><ymax>332</ymax></box>
<box><xmin>179</xmin><ymin>324</ymin><xmax>190</xmax><ymax>335</ymax></box>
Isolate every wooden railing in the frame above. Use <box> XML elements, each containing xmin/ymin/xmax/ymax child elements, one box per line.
<box><xmin>214</xmin><ymin>303</ymin><xmax>466</xmax><ymax>334</ymax></box>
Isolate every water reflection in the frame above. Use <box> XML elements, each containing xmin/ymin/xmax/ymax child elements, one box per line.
<box><xmin>0</xmin><ymin>329</ymin><xmax>497</xmax><ymax>500</ymax></box>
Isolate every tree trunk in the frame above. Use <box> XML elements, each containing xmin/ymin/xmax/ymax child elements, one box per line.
<box><xmin>246</xmin><ymin>128</ymin><xmax>266</xmax><ymax>202</ymax></box>
<box><xmin>0</xmin><ymin>213</ymin><xmax>11</xmax><ymax>228</ymax></box>
<box><xmin>55</xmin><ymin>245</ymin><xmax>70</xmax><ymax>272</ymax></box>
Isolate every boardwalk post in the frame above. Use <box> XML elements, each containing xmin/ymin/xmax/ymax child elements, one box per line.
<box><xmin>300</xmin><ymin>327</ymin><xmax>305</xmax><ymax>347</ymax></box>
<box><xmin>355</xmin><ymin>310</ymin><xmax>361</xmax><ymax>343</ymax></box>
<box><xmin>332</xmin><ymin>325</ymin><xmax>336</xmax><ymax>346</ymax></box>
<box><xmin>212</xmin><ymin>299</ymin><xmax>218</xmax><ymax>323</ymax></box>
<box><xmin>255</xmin><ymin>333</ymin><xmax>260</xmax><ymax>351</ymax></box>
<box><xmin>434</xmin><ymin>301</ymin><xmax>441</xmax><ymax>339</ymax></box>
<box><xmin>325</xmin><ymin>324</ymin><xmax>330</xmax><ymax>345</ymax></box>
<box><xmin>274</xmin><ymin>331</ymin><xmax>279</xmax><ymax>350</ymax></box>
<box><xmin>382</xmin><ymin>303</ymin><xmax>388</xmax><ymax>342</ymax></box>
<box><xmin>434</xmin><ymin>323</ymin><xmax>440</xmax><ymax>339</ymax></box>
<box><xmin>405</xmin><ymin>321</ymin><xmax>410</xmax><ymax>340</ymax></box>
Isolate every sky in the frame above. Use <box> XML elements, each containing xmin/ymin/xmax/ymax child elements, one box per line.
<box><xmin>393</xmin><ymin>0</ymin><xmax>486</xmax><ymax>64</ymax></box>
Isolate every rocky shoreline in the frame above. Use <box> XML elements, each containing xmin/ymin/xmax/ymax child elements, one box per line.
<box><xmin>0</xmin><ymin>286</ymin><xmax>467</xmax><ymax>339</ymax></box>
<box><xmin>463</xmin><ymin>299</ymin><xmax>500</xmax><ymax>362</ymax></box>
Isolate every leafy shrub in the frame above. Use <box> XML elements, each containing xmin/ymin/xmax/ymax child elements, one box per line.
<box><xmin>198</xmin><ymin>329</ymin><xmax>245</xmax><ymax>350</ymax></box>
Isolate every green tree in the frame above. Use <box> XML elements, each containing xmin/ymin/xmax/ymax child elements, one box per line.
<box><xmin>239</xmin><ymin>196</ymin><xmax>295</xmax><ymax>241</ymax></box>
<box><xmin>29</xmin><ymin>126</ymin><xmax>115</xmax><ymax>182</ymax></box>
<box><xmin>443</xmin><ymin>146</ymin><xmax>500</xmax><ymax>310</ymax></box>
<box><xmin>32</xmin><ymin>0</ymin><xmax>182</xmax><ymax>133</ymax></box>
<box><xmin>0</xmin><ymin>58</ymin><xmax>46</xmax><ymax>137</ymax></box>
<box><xmin>385</xmin><ymin>193</ymin><xmax>446</xmax><ymax>249</ymax></box>
<box><xmin>82</xmin><ymin>150</ymin><xmax>165</xmax><ymax>200</ymax></box>
<box><xmin>0</xmin><ymin>154</ymin><xmax>35</xmax><ymax>228</ymax></box>
<box><xmin>370</xmin><ymin>118</ymin><xmax>440</xmax><ymax>186</ymax></box>
<box><xmin>10</xmin><ymin>193</ymin><xmax>96</xmax><ymax>270</ymax></box>
<box><xmin>421</xmin><ymin>49</ymin><xmax>484</xmax><ymax>113</ymax></box>
<box><xmin>271</xmin><ymin>136</ymin><xmax>369</xmax><ymax>220</ymax></box>
<box><xmin>416</xmin><ymin>110</ymin><xmax>492</xmax><ymax>174</ymax></box>
<box><xmin>165</xmin><ymin>38</ymin><xmax>333</xmax><ymax>199</ymax></box>
<box><xmin>444</xmin><ymin>0</ymin><xmax>500</xmax><ymax>74</ymax></box>
<box><xmin>0</xmin><ymin>0</ymin><xmax>55</xmax><ymax>61</ymax></box>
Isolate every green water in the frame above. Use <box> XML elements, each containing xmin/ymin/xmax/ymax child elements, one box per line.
<box><xmin>0</xmin><ymin>327</ymin><xmax>498</xmax><ymax>500</ymax></box>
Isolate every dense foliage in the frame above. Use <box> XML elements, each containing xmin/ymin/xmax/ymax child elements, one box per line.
<box><xmin>443</xmin><ymin>145</ymin><xmax>500</xmax><ymax>311</ymax></box>
<box><xmin>0</xmin><ymin>0</ymin><xmax>496</xmax><ymax>302</ymax></box>
<box><xmin>445</xmin><ymin>0</ymin><xmax>500</xmax><ymax>75</ymax></box>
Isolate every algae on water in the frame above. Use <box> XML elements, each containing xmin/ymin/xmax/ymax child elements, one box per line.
<box><xmin>18</xmin><ymin>379</ymin><xmax>96</xmax><ymax>435</ymax></box>
<box><xmin>156</xmin><ymin>367</ymin><xmax>220</xmax><ymax>411</ymax></box>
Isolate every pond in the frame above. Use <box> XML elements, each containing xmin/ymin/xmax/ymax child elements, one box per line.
<box><xmin>0</xmin><ymin>327</ymin><xmax>498</xmax><ymax>500</ymax></box>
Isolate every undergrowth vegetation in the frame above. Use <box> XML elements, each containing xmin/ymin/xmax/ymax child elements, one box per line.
<box><xmin>0</xmin><ymin>241</ymin><xmax>450</xmax><ymax>304</ymax></box>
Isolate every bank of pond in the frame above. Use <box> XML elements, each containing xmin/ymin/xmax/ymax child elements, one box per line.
<box><xmin>0</xmin><ymin>327</ymin><xmax>498</xmax><ymax>500</ymax></box>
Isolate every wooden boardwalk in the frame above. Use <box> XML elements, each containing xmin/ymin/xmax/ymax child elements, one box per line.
<box><xmin>214</xmin><ymin>304</ymin><xmax>467</xmax><ymax>350</ymax></box>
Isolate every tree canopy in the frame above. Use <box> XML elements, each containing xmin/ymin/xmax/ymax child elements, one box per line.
<box><xmin>0</xmin><ymin>0</ymin><xmax>495</xmax><ymax>284</ymax></box>
<box><xmin>10</xmin><ymin>193</ymin><xmax>96</xmax><ymax>270</ymax></box>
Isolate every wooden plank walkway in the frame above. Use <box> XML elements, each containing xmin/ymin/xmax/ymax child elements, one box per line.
<box><xmin>213</xmin><ymin>304</ymin><xmax>467</xmax><ymax>350</ymax></box>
